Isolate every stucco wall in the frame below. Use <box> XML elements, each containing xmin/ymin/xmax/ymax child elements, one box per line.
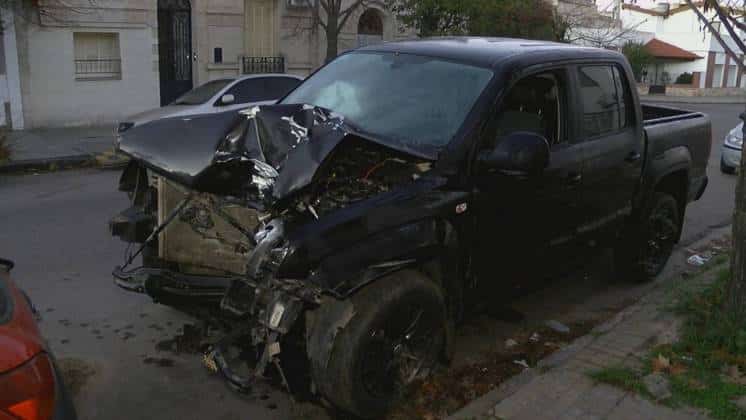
<box><xmin>22</xmin><ymin>26</ymin><xmax>159</xmax><ymax>127</ymax></box>
<box><xmin>16</xmin><ymin>0</ymin><xmax>159</xmax><ymax>128</ymax></box>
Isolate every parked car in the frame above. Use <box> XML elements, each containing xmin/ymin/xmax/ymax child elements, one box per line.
<box><xmin>115</xmin><ymin>74</ymin><xmax>304</xmax><ymax>134</ymax></box>
<box><xmin>0</xmin><ymin>258</ymin><xmax>76</xmax><ymax>420</ymax></box>
<box><xmin>110</xmin><ymin>38</ymin><xmax>711</xmax><ymax>418</ymax></box>
<box><xmin>721</xmin><ymin>121</ymin><xmax>742</xmax><ymax>174</ymax></box>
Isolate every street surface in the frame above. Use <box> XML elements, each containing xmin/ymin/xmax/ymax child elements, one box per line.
<box><xmin>0</xmin><ymin>102</ymin><xmax>741</xmax><ymax>419</ymax></box>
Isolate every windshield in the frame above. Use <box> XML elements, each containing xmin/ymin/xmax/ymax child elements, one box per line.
<box><xmin>281</xmin><ymin>52</ymin><xmax>493</xmax><ymax>153</ymax></box>
<box><xmin>172</xmin><ymin>79</ymin><xmax>233</xmax><ymax>105</ymax></box>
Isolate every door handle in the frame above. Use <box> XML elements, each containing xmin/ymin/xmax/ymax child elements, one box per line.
<box><xmin>625</xmin><ymin>151</ymin><xmax>642</xmax><ymax>163</ymax></box>
<box><xmin>566</xmin><ymin>172</ymin><xmax>582</xmax><ymax>185</ymax></box>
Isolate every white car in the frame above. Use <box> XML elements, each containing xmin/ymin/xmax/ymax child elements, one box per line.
<box><xmin>116</xmin><ymin>73</ymin><xmax>303</xmax><ymax>134</ymax></box>
<box><xmin>721</xmin><ymin>122</ymin><xmax>743</xmax><ymax>174</ymax></box>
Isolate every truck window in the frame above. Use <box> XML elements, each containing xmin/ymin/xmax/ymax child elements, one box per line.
<box><xmin>494</xmin><ymin>71</ymin><xmax>565</xmax><ymax>146</ymax></box>
<box><xmin>612</xmin><ymin>67</ymin><xmax>633</xmax><ymax>129</ymax></box>
<box><xmin>578</xmin><ymin>66</ymin><xmax>623</xmax><ymax>137</ymax></box>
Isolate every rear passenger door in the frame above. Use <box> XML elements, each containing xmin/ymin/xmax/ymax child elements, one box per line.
<box><xmin>575</xmin><ymin>64</ymin><xmax>644</xmax><ymax>237</ymax></box>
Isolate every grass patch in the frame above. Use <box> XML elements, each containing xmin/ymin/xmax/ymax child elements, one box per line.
<box><xmin>594</xmin><ymin>264</ymin><xmax>746</xmax><ymax>419</ymax></box>
<box><xmin>590</xmin><ymin>366</ymin><xmax>650</xmax><ymax>397</ymax></box>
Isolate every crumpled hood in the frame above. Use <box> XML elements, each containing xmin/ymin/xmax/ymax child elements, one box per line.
<box><xmin>117</xmin><ymin>104</ymin><xmax>429</xmax><ymax>203</ymax></box>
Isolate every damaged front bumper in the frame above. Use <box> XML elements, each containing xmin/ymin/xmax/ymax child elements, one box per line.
<box><xmin>112</xmin><ymin>266</ymin><xmax>234</xmax><ymax>299</ymax></box>
<box><xmin>110</xmin><ymin>193</ymin><xmax>322</xmax><ymax>394</ymax></box>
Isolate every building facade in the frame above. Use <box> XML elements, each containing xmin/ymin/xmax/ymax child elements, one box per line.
<box><xmin>620</xmin><ymin>1</ymin><xmax>746</xmax><ymax>89</ymax></box>
<box><xmin>1</xmin><ymin>0</ymin><xmax>410</xmax><ymax>129</ymax></box>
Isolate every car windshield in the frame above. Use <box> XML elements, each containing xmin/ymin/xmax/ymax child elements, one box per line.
<box><xmin>281</xmin><ymin>52</ymin><xmax>493</xmax><ymax>154</ymax></box>
<box><xmin>172</xmin><ymin>79</ymin><xmax>233</xmax><ymax>105</ymax></box>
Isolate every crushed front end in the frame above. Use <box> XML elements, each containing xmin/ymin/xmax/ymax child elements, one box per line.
<box><xmin>109</xmin><ymin>104</ymin><xmax>433</xmax><ymax>394</ymax></box>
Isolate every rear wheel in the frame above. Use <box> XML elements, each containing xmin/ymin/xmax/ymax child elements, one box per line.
<box><xmin>310</xmin><ymin>271</ymin><xmax>446</xmax><ymax>419</ymax></box>
<box><xmin>615</xmin><ymin>192</ymin><xmax>680</xmax><ymax>282</ymax></box>
<box><xmin>721</xmin><ymin>156</ymin><xmax>737</xmax><ymax>174</ymax></box>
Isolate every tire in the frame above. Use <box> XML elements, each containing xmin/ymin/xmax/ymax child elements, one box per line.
<box><xmin>721</xmin><ymin>157</ymin><xmax>737</xmax><ymax>174</ymax></box>
<box><xmin>309</xmin><ymin>270</ymin><xmax>447</xmax><ymax>419</ymax></box>
<box><xmin>615</xmin><ymin>192</ymin><xmax>681</xmax><ymax>282</ymax></box>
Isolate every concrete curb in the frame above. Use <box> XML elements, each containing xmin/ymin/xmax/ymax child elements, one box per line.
<box><xmin>0</xmin><ymin>155</ymin><xmax>94</xmax><ymax>174</ymax></box>
<box><xmin>0</xmin><ymin>150</ymin><xmax>129</xmax><ymax>174</ymax></box>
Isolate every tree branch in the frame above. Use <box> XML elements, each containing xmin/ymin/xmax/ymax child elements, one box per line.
<box><xmin>709</xmin><ymin>0</ymin><xmax>746</xmax><ymax>58</ymax></box>
<box><xmin>685</xmin><ymin>0</ymin><xmax>745</xmax><ymax>72</ymax></box>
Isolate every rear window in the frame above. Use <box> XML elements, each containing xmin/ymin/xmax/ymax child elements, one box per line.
<box><xmin>226</xmin><ymin>77</ymin><xmax>302</xmax><ymax>104</ymax></box>
<box><xmin>171</xmin><ymin>79</ymin><xmax>233</xmax><ymax>105</ymax></box>
<box><xmin>578</xmin><ymin>66</ymin><xmax>620</xmax><ymax>137</ymax></box>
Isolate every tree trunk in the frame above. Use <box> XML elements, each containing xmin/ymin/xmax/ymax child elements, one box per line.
<box><xmin>726</xmin><ymin>108</ymin><xmax>746</xmax><ymax>321</ymax></box>
<box><xmin>325</xmin><ymin>30</ymin><xmax>338</xmax><ymax>63</ymax></box>
<box><xmin>325</xmin><ymin>13</ymin><xmax>339</xmax><ymax>63</ymax></box>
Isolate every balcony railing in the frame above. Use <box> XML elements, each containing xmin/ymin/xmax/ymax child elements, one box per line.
<box><xmin>241</xmin><ymin>56</ymin><xmax>285</xmax><ymax>74</ymax></box>
<box><xmin>74</xmin><ymin>59</ymin><xmax>122</xmax><ymax>79</ymax></box>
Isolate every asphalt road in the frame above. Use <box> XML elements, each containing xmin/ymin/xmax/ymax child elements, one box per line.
<box><xmin>0</xmin><ymin>101</ymin><xmax>741</xmax><ymax>420</ymax></box>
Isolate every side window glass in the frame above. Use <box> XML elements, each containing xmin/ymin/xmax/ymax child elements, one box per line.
<box><xmin>227</xmin><ymin>79</ymin><xmax>276</xmax><ymax>103</ymax></box>
<box><xmin>493</xmin><ymin>71</ymin><xmax>565</xmax><ymax>148</ymax></box>
<box><xmin>266</xmin><ymin>77</ymin><xmax>301</xmax><ymax>99</ymax></box>
<box><xmin>578</xmin><ymin>66</ymin><xmax>620</xmax><ymax>137</ymax></box>
<box><xmin>612</xmin><ymin>67</ymin><xmax>632</xmax><ymax>129</ymax></box>
<box><xmin>226</xmin><ymin>80</ymin><xmax>256</xmax><ymax>103</ymax></box>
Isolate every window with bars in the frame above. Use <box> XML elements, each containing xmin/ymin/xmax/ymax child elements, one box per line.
<box><xmin>73</xmin><ymin>32</ymin><xmax>122</xmax><ymax>80</ymax></box>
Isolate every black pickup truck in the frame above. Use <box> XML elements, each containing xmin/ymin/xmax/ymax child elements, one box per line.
<box><xmin>110</xmin><ymin>38</ymin><xmax>710</xmax><ymax>418</ymax></box>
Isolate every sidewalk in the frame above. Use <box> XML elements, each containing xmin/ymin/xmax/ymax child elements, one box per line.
<box><xmin>640</xmin><ymin>94</ymin><xmax>746</xmax><ymax>104</ymax></box>
<box><xmin>450</xmin><ymin>227</ymin><xmax>731</xmax><ymax>420</ymax></box>
<box><xmin>0</xmin><ymin>125</ymin><xmax>127</xmax><ymax>173</ymax></box>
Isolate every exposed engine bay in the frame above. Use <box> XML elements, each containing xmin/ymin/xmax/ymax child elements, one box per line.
<box><xmin>110</xmin><ymin>103</ymin><xmax>434</xmax><ymax>400</ymax></box>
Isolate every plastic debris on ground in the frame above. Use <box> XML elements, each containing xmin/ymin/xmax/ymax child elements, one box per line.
<box><xmin>545</xmin><ymin>320</ymin><xmax>570</xmax><ymax>334</ymax></box>
<box><xmin>686</xmin><ymin>254</ymin><xmax>710</xmax><ymax>266</ymax></box>
<box><xmin>513</xmin><ymin>360</ymin><xmax>530</xmax><ymax>369</ymax></box>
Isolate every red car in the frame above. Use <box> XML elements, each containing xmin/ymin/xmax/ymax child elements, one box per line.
<box><xmin>0</xmin><ymin>259</ymin><xmax>76</xmax><ymax>420</ymax></box>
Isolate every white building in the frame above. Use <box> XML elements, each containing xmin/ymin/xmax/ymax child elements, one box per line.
<box><xmin>0</xmin><ymin>0</ymin><xmax>410</xmax><ymax>129</ymax></box>
<box><xmin>621</xmin><ymin>1</ymin><xmax>746</xmax><ymax>89</ymax></box>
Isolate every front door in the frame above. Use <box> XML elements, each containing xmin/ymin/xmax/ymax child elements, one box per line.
<box><xmin>471</xmin><ymin>69</ymin><xmax>585</xmax><ymax>295</ymax></box>
<box><xmin>245</xmin><ymin>0</ymin><xmax>277</xmax><ymax>57</ymax></box>
<box><xmin>158</xmin><ymin>0</ymin><xmax>193</xmax><ymax>106</ymax></box>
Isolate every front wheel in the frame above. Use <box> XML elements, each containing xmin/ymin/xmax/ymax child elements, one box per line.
<box><xmin>309</xmin><ymin>270</ymin><xmax>447</xmax><ymax>419</ymax></box>
<box><xmin>615</xmin><ymin>192</ymin><xmax>681</xmax><ymax>282</ymax></box>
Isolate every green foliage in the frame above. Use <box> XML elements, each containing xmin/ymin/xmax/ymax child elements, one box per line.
<box><xmin>622</xmin><ymin>41</ymin><xmax>653</xmax><ymax>83</ymax></box>
<box><xmin>387</xmin><ymin>0</ymin><xmax>556</xmax><ymax>40</ymax></box>
<box><xmin>590</xmin><ymin>367</ymin><xmax>650</xmax><ymax>397</ymax></box>
<box><xmin>675</xmin><ymin>72</ymin><xmax>694</xmax><ymax>85</ymax></box>
<box><xmin>596</xmin><ymin>266</ymin><xmax>746</xmax><ymax>420</ymax></box>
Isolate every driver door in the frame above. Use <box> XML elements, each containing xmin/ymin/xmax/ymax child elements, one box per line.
<box><xmin>471</xmin><ymin>68</ymin><xmax>585</xmax><ymax>294</ymax></box>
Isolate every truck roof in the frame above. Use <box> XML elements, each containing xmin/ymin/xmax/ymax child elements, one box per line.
<box><xmin>357</xmin><ymin>37</ymin><xmax>626</xmax><ymax>70</ymax></box>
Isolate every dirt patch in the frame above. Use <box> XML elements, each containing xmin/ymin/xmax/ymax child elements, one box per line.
<box><xmin>388</xmin><ymin>321</ymin><xmax>597</xmax><ymax>419</ymax></box>
<box><xmin>56</xmin><ymin>357</ymin><xmax>97</xmax><ymax>397</ymax></box>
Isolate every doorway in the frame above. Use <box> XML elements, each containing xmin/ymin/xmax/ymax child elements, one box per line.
<box><xmin>158</xmin><ymin>0</ymin><xmax>193</xmax><ymax>106</ymax></box>
<box><xmin>357</xmin><ymin>9</ymin><xmax>383</xmax><ymax>48</ymax></box>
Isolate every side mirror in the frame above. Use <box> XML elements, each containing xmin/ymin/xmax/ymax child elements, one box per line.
<box><xmin>478</xmin><ymin>131</ymin><xmax>550</xmax><ymax>174</ymax></box>
<box><xmin>219</xmin><ymin>94</ymin><xmax>235</xmax><ymax>105</ymax></box>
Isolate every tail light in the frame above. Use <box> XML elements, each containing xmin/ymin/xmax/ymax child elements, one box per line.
<box><xmin>0</xmin><ymin>353</ymin><xmax>55</xmax><ymax>420</ymax></box>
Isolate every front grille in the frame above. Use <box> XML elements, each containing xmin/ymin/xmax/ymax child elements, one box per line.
<box><xmin>157</xmin><ymin>178</ymin><xmax>260</xmax><ymax>275</ymax></box>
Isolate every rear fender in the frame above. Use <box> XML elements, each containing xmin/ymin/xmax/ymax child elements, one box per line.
<box><xmin>638</xmin><ymin>145</ymin><xmax>691</xmax><ymax>214</ymax></box>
